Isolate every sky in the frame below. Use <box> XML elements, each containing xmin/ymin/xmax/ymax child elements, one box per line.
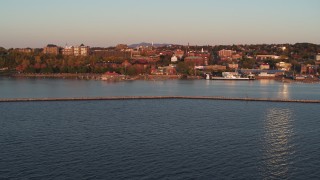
<box><xmin>1</xmin><ymin>0</ymin><xmax>319</xmax><ymax>48</ymax></box>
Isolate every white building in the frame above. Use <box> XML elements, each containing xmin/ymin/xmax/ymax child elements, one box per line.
<box><xmin>258</xmin><ymin>72</ymin><xmax>275</xmax><ymax>77</ymax></box>
<box><xmin>256</xmin><ymin>55</ymin><xmax>280</xmax><ymax>60</ymax></box>
<box><xmin>62</xmin><ymin>44</ymin><xmax>90</xmax><ymax>56</ymax></box>
<box><xmin>171</xmin><ymin>55</ymin><xmax>178</xmax><ymax>62</ymax></box>
<box><xmin>276</xmin><ymin>62</ymin><xmax>292</xmax><ymax>71</ymax></box>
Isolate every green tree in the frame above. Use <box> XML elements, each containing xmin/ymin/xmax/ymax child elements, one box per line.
<box><xmin>176</xmin><ymin>62</ymin><xmax>191</xmax><ymax>75</ymax></box>
<box><xmin>240</xmin><ymin>58</ymin><xmax>256</xmax><ymax>69</ymax></box>
<box><xmin>25</xmin><ymin>66</ymin><xmax>36</xmax><ymax>73</ymax></box>
<box><xmin>126</xmin><ymin>66</ymin><xmax>138</xmax><ymax>76</ymax></box>
<box><xmin>0</xmin><ymin>57</ymin><xmax>5</xmax><ymax>67</ymax></box>
<box><xmin>41</xmin><ymin>66</ymin><xmax>54</xmax><ymax>73</ymax></box>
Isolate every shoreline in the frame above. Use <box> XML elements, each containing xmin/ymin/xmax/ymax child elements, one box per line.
<box><xmin>2</xmin><ymin>73</ymin><xmax>320</xmax><ymax>83</ymax></box>
<box><xmin>5</xmin><ymin>73</ymin><xmax>201</xmax><ymax>81</ymax></box>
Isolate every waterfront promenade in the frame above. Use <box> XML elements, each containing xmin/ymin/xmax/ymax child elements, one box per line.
<box><xmin>1</xmin><ymin>96</ymin><xmax>320</xmax><ymax>103</ymax></box>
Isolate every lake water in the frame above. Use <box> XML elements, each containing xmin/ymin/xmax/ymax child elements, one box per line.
<box><xmin>0</xmin><ymin>78</ymin><xmax>320</xmax><ymax>179</ymax></box>
<box><xmin>0</xmin><ymin>77</ymin><xmax>320</xmax><ymax>100</ymax></box>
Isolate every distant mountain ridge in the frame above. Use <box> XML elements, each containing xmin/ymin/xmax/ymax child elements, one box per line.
<box><xmin>128</xmin><ymin>42</ymin><xmax>172</xmax><ymax>48</ymax></box>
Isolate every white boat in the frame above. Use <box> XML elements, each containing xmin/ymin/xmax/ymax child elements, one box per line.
<box><xmin>205</xmin><ymin>73</ymin><xmax>211</xmax><ymax>80</ymax></box>
<box><xmin>211</xmin><ymin>72</ymin><xmax>255</xmax><ymax>80</ymax></box>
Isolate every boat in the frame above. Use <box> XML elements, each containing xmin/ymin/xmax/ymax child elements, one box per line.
<box><xmin>211</xmin><ymin>72</ymin><xmax>255</xmax><ymax>80</ymax></box>
<box><xmin>205</xmin><ymin>73</ymin><xmax>211</xmax><ymax>80</ymax></box>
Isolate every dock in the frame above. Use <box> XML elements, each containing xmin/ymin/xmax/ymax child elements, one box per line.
<box><xmin>0</xmin><ymin>96</ymin><xmax>320</xmax><ymax>103</ymax></box>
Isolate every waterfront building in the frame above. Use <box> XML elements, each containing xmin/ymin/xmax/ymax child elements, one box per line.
<box><xmin>301</xmin><ymin>64</ymin><xmax>318</xmax><ymax>75</ymax></box>
<box><xmin>43</xmin><ymin>44</ymin><xmax>59</xmax><ymax>55</ymax></box>
<box><xmin>151</xmin><ymin>65</ymin><xmax>177</xmax><ymax>75</ymax></box>
<box><xmin>228</xmin><ymin>63</ymin><xmax>239</xmax><ymax>70</ymax></box>
<box><xmin>258</xmin><ymin>72</ymin><xmax>276</xmax><ymax>78</ymax></box>
<box><xmin>259</xmin><ymin>63</ymin><xmax>270</xmax><ymax>70</ymax></box>
<box><xmin>275</xmin><ymin>62</ymin><xmax>292</xmax><ymax>71</ymax></box>
<box><xmin>239</xmin><ymin>69</ymin><xmax>285</xmax><ymax>76</ymax></box>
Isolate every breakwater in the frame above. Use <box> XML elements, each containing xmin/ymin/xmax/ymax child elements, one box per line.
<box><xmin>0</xmin><ymin>96</ymin><xmax>320</xmax><ymax>103</ymax></box>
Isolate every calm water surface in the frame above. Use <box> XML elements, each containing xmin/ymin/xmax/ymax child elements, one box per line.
<box><xmin>0</xmin><ymin>78</ymin><xmax>320</xmax><ymax>179</ymax></box>
<box><xmin>1</xmin><ymin>100</ymin><xmax>320</xmax><ymax>179</ymax></box>
<box><xmin>0</xmin><ymin>77</ymin><xmax>320</xmax><ymax>99</ymax></box>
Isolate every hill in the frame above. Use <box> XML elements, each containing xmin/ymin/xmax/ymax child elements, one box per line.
<box><xmin>128</xmin><ymin>42</ymin><xmax>172</xmax><ymax>48</ymax></box>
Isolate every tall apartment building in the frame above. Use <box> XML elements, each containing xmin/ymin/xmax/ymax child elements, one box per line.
<box><xmin>74</xmin><ymin>44</ymin><xmax>90</xmax><ymax>56</ymax></box>
<box><xmin>62</xmin><ymin>46</ymin><xmax>74</xmax><ymax>56</ymax></box>
<box><xmin>15</xmin><ymin>48</ymin><xmax>33</xmax><ymax>53</ymax></box>
<box><xmin>43</xmin><ymin>44</ymin><xmax>59</xmax><ymax>55</ymax></box>
<box><xmin>61</xmin><ymin>44</ymin><xmax>90</xmax><ymax>56</ymax></box>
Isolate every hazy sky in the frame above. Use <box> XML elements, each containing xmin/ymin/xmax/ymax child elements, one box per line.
<box><xmin>1</xmin><ymin>0</ymin><xmax>319</xmax><ymax>48</ymax></box>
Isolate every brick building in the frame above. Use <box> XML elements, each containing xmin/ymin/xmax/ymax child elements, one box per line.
<box><xmin>43</xmin><ymin>44</ymin><xmax>59</xmax><ymax>55</ymax></box>
<box><xmin>174</xmin><ymin>49</ymin><xmax>185</xmax><ymax>59</ymax></box>
<box><xmin>218</xmin><ymin>49</ymin><xmax>233</xmax><ymax>58</ymax></box>
<box><xmin>184</xmin><ymin>56</ymin><xmax>205</xmax><ymax>66</ymax></box>
<box><xmin>228</xmin><ymin>63</ymin><xmax>239</xmax><ymax>69</ymax></box>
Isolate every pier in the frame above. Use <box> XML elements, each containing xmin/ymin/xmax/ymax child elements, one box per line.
<box><xmin>0</xmin><ymin>96</ymin><xmax>320</xmax><ymax>103</ymax></box>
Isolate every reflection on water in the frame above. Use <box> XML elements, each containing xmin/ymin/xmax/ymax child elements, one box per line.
<box><xmin>259</xmin><ymin>79</ymin><xmax>273</xmax><ymax>85</ymax></box>
<box><xmin>278</xmin><ymin>83</ymin><xmax>290</xmax><ymax>99</ymax></box>
<box><xmin>262</xmin><ymin>108</ymin><xmax>294</xmax><ymax>179</ymax></box>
